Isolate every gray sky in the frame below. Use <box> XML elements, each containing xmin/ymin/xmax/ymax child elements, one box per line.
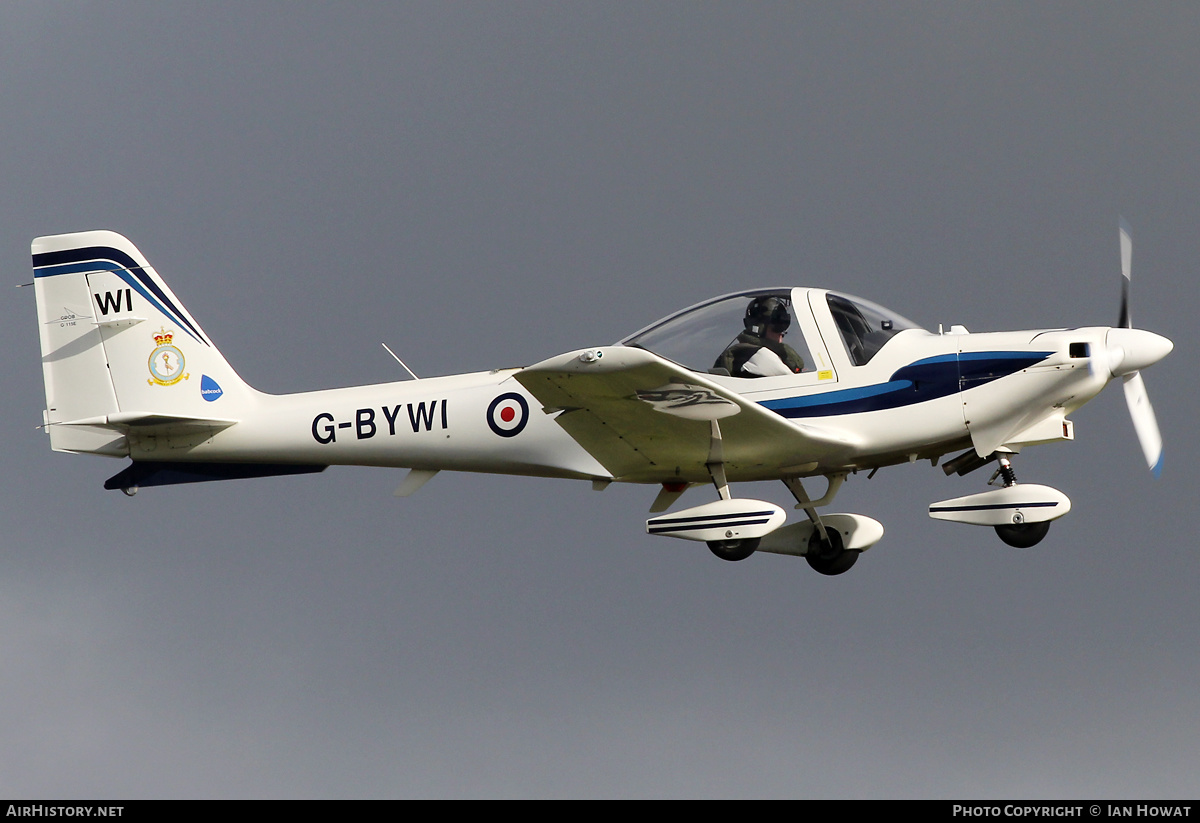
<box><xmin>2</xmin><ymin>3</ymin><xmax>1198</xmax><ymax>798</ymax></box>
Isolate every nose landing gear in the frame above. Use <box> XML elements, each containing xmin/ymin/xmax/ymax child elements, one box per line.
<box><xmin>988</xmin><ymin>455</ymin><xmax>1051</xmax><ymax>548</ymax></box>
<box><xmin>930</xmin><ymin>451</ymin><xmax>1072</xmax><ymax>547</ymax></box>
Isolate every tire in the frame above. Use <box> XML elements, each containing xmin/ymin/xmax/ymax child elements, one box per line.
<box><xmin>994</xmin><ymin>520</ymin><xmax>1050</xmax><ymax>548</ymax></box>
<box><xmin>707</xmin><ymin>537</ymin><xmax>759</xmax><ymax>562</ymax></box>
<box><xmin>805</xmin><ymin>527</ymin><xmax>860</xmax><ymax>575</ymax></box>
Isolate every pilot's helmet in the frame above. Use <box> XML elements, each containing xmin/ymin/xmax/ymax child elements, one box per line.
<box><xmin>744</xmin><ymin>296</ymin><xmax>791</xmax><ymax>336</ymax></box>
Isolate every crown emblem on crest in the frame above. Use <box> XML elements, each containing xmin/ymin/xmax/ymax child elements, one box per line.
<box><xmin>153</xmin><ymin>329</ymin><xmax>174</xmax><ymax>346</ymax></box>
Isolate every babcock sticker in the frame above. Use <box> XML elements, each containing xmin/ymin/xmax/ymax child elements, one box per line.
<box><xmin>200</xmin><ymin>375</ymin><xmax>224</xmax><ymax>401</ymax></box>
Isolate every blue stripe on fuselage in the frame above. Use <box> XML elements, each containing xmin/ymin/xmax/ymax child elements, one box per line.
<box><xmin>760</xmin><ymin>351</ymin><xmax>1051</xmax><ymax>418</ymax></box>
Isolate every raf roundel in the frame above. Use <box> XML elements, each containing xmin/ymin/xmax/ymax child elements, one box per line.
<box><xmin>487</xmin><ymin>392</ymin><xmax>529</xmax><ymax>437</ymax></box>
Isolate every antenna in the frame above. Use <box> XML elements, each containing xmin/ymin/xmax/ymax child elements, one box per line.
<box><xmin>381</xmin><ymin>342</ymin><xmax>420</xmax><ymax>380</ymax></box>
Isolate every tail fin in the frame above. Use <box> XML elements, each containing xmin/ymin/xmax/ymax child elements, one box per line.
<box><xmin>33</xmin><ymin>231</ymin><xmax>254</xmax><ymax>455</ymax></box>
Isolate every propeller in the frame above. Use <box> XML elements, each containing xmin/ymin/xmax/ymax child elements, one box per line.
<box><xmin>1111</xmin><ymin>219</ymin><xmax>1170</xmax><ymax>477</ymax></box>
<box><xmin>1118</xmin><ymin>217</ymin><xmax>1132</xmax><ymax>328</ymax></box>
<box><xmin>1123</xmin><ymin>371</ymin><xmax>1163</xmax><ymax>476</ymax></box>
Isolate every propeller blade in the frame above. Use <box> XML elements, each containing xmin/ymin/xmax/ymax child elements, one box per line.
<box><xmin>1118</xmin><ymin>217</ymin><xmax>1133</xmax><ymax>328</ymax></box>
<box><xmin>1123</xmin><ymin>371</ymin><xmax>1163</xmax><ymax>477</ymax></box>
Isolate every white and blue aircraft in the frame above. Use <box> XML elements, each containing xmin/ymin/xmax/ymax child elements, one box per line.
<box><xmin>30</xmin><ymin>225</ymin><xmax>1171</xmax><ymax>574</ymax></box>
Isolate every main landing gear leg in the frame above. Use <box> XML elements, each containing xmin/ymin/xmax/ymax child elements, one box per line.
<box><xmin>783</xmin><ymin>475</ymin><xmax>859</xmax><ymax>575</ymax></box>
<box><xmin>704</xmin><ymin>420</ymin><xmax>759</xmax><ymax>561</ymax></box>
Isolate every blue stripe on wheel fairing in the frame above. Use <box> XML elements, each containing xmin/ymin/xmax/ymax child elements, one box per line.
<box><xmin>928</xmin><ymin>501</ymin><xmax>1059</xmax><ymax>513</ymax></box>
<box><xmin>648</xmin><ymin>510</ymin><xmax>778</xmax><ymax>527</ymax></box>
<box><xmin>647</xmin><ymin>509</ymin><xmax>779</xmax><ymax>536</ymax></box>
<box><xmin>648</xmin><ymin>516</ymin><xmax>775</xmax><ymax>535</ymax></box>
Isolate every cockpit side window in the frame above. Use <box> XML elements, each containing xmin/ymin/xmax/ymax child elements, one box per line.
<box><xmin>826</xmin><ymin>293</ymin><xmax>919</xmax><ymax>366</ymax></box>
<box><xmin>712</xmin><ymin>294</ymin><xmax>812</xmax><ymax>378</ymax></box>
<box><xmin>621</xmin><ymin>290</ymin><xmax>814</xmax><ymax>377</ymax></box>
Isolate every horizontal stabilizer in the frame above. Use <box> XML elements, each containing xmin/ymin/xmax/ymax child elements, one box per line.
<box><xmin>104</xmin><ymin>461</ymin><xmax>326</xmax><ymax>491</ymax></box>
<box><xmin>55</xmin><ymin>411</ymin><xmax>238</xmax><ymax>431</ymax></box>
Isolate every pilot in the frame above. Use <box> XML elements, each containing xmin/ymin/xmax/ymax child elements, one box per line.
<box><xmin>714</xmin><ymin>296</ymin><xmax>806</xmax><ymax>378</ymax></box>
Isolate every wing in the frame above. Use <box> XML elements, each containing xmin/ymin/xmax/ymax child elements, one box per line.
<box><xmin>515</xmin><ymin>346</ymin><xmax>856</xmax><ymax>483</ymax></box>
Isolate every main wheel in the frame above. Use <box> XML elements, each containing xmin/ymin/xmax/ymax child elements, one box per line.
<box><xmin>805</xmin><ymin>527</ymin><xmax>860</xmax><ymax>575</ymax></box>
<box><xmin>707</xmin><ymin>537</ymin><xmax>759</xmax><ymax>562</ymax></box>
<box><xmin>994</xmin><ymin>520</ymin><xmax>1050</xmax><ymax>548</ymax></box>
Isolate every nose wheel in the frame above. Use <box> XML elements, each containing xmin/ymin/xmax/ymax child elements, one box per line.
<box><xmin>994</xmin><ymin>520</ymin><xmax>1050</xmax><ymax>548</ymax></box>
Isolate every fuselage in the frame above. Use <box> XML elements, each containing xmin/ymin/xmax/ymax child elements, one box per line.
<box><xmin>143</xmin><ymin>369</ymin><xmax>611</xmax><ymax>479</ymax></box>
<box><xmin>126</xmin><ymin>287</ymin><xmax>1128</xmax><ymax>484</ymax></box>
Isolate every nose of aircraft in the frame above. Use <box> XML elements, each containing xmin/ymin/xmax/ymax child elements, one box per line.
<box><xmin>1105</xmin><ymin>328</ymin><xmax>1174</xmax><ymax>377</ymax></box>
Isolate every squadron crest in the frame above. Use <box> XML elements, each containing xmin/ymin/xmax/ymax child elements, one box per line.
<box><xmin>147</xmin><ymin>327</ymin><xmax>189</xmax><ymax>386</ymax></box>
